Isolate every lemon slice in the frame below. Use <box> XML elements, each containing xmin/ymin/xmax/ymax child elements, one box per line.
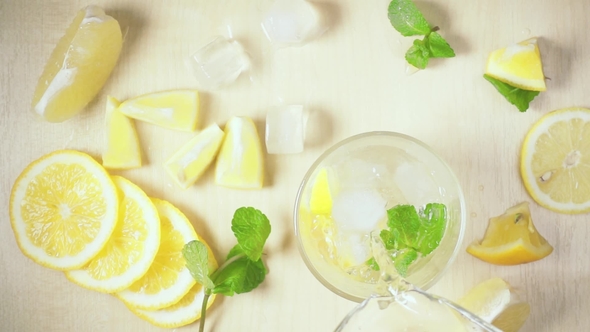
<box><xmin>9</xmin><ymin>150</ymin><xmax>118</xmax><ymax>270</ymax></box>
<box><xmin>102</xmin><ymin>96</ymin><xmax>142</xmax><ymax>169</ymax></box>
<box><xmin>309</xmin><ymin>167</ymin><xmax>334</xmax><ymax>215</ymax></box>
<box><xmin>65</xmin><ymin>176</ymin><xmax>160</xmax><ymax>293</ymax></box>
<box><xmin>165</xmin><ymin>123</ymin><xmax>225</xmax><ymax>189</ymax></box>
<box><xmin>127</xmin><ymin>240</ymin><xmax>218</xmax><ymax>328</ymax></box>
<box><xmin>458</xmin><ymin>278</ymin><xmax>530</xmax><ymax>332</ymax></box>
<box><xmin>521</xmin><ymin>107</ymin><xmax>590</xmax><ymax>213</ymax></box>
<box><xmin>485</xmin><ymin>37</ymin><xmax>546</xmax><ymax>91</ymax></box>
<box><xmin>467</xmin><ymin>202</ymin><xmax>553</xmax><ymax>265</ymax></box>
<box><xmin>215</xmin><ymin>116</ymin><xmax>264</xmax><ymax>189</ymax></box>
<box><xmin>118</xmin><ymin>90</ymin><xmax>200</xmax><ymax>132</ymax></box>
<box><xmin>31</xmin><ymin>6</ymin><xmax>122</xmax><ymax>122</ymax></box>
<box><xmin>117</xmin><ymin>198</ymin><xmax>198</xmax><ymax>310</ymax></box>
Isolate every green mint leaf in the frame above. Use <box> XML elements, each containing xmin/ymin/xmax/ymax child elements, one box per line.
<box><xmin>415</xmin><ymin>203</ymin><xmax>447</xmax><ymax>255</ymax></box>
<box><xmin>231</xmin><ymin>207</ymin><xmax>271</xmax><ymax>262</ymax></box>
<box><xmin>366</xmin><ymin>257</ymin><xmax>380</xmax><ymax>271</ymax></box>
<box><xmin>182</xmin><ymin>240</ymin><xmax>215</xmax><ymax>290</ymax></box>
<box><xmin>386</xmin><ymin>205</ymin><xmax>422</xmax><ymax>247</ymax></box>
<box><xmin>393</xmin><ymin>248</ymin><xmax>418</xmax><ymax>277</ymax></box>
<box><xmin>212</xmin><ymin>245</ymin><xmax>267</xmax><ymax>296</ymax></box>
<box><xmin>405</xmin><ymin>38</ymin><xmax>430</xmax><ymax>69</ymax></box>
<box><xmin>483</xmin><ymin>74</ymin><xmax>540</xmax><ymax>112</ymax></box>
<box><xmin>427</xmin><ymin>32</ymin><xmax>455</xmax><ymax>58</ymax></box>
<box><xmin>387</xmin><ymin>0</ymin><xmax>431</xmax><ymax>36</ymax></box>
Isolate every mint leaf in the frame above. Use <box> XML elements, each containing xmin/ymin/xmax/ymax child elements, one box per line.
<box><xmin>415</xmin><ymin>203</ymin><xmax>447</xmax><ymax>255</ymax></box>
<box><xmin>231</xmin><ymin>207</ymin><xmax>271</xmax><ymax>262</ymax></box>
<box><xmin>405</xmin><ymin>38</ymin><xmax>430</xmax><ymax>69</ymax></box>
<box><xmin>427</xmin><ymin>32</ymin><xmax>455</xmax><ymax>58</ymax></box>
<box><xmin>388</xmin><ymin>0</ymin><xmax>431</xmax><ymax>36</ymax></box>
<box><xmin>212</xmin><ymin>245</ymin><xmax>267</xmax><ymax>296</ymax></box>
<box><xmin>183</xmin><ymin>240</ymin><xmax>215</xmax><ymax>290</ymax></box>
<box><xmin>386</xmin><ymin>205</ymin><xmax>421</xmax><ymax>247</ymax></box>
<box><xmin>483</xmin><ymin>74</ymin><xmax>540</xmax><ymax>112</ymax></box>
<box><xmin>366</xmin><ymin>257</ymin><xmax>380</xmax><ymax>271</ymax></box>
<box><xmin>393</xmin><ymin>248</ymin><xmax>418</xmax><ymax>277</ymax></box>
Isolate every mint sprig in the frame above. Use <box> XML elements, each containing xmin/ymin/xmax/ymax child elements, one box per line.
<box><xmin>388</xmin><ymin>0</ymin><xmax>455</xmax><ymax>69</ymax></box>
<box><xmin>369</xmin><ymin>203</ymin><xmax>447</xmax><ymax>276</ymax></box>
<box><xmin>182</xmin><ymin>207</ymin><xmax>271</xmax><ymax>332</ymax></box>
<box><xmin>483</xmin><ymin>74</ymin><xmax>540</xmax><ymax>112</ymax></box>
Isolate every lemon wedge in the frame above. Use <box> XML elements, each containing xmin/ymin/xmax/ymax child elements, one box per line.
<box><xmin>65</xmin><ymin>176</ymin><xmax>160</xmax><ymax>293</ymax></box>
<box><xmin>9</xmin><ymin>150</ymin><xmax>118</xmax><ymax>270</ymax></box>
<box><xmin>521</xmin><ymin>107</ymin><xmax>590</xmax><ymax>213</ymax></box>
<box><xmin>127</xmin><ymin>241</ymin><xmax>218</xmax><ymax>328</ymax></box>
<box><xmin>165</xmin><ymin>123</ymin><xmax>225</xmax><ymax>189</ymax></box>
<box><xmin>215</xmin><ymin>116</ymin><xmax>264</xmax><ymax>189</ymax></box>
<box><xmin>118</xmin><ymin>90</ymin><xmax>200</xmax><ymax>132</ymax></box>
<box><xmin>458</xmin><ymin>278</ymin><xmax>530</xmax><ymax>332</ymax></box>
<box><xmin>31</xmin><ymin>6</ymin><xmax>122</xmax><ymax>122</ymax></box>
<box><xmin>117</xmin><ymin>198</ymin><xmax>199</xmax><ymax>310</ymax></box>
<box><xmin>485</xmin><ymin>37</ymin><xmax>546</xmax><ymax>91</ymax></box>
<box><xmin>101</xmin><ymin>96</ymin><xmax>142</xmax><ymax>169</ymax></box>
<box><xmin>467</xmin><ymin>202</ymin><xmax>553</xmax><ymax>265</ymax></box>
<box><xmin>309</xmin><ymin>167</ymin><xmax>334</xmax><ymax>215</ymax></box>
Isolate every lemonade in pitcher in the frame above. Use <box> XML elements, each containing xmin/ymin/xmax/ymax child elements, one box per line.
<box><xmin>294</xmin><ymin>132</ymin><xmax>466</xmax><ymax>302</ymax></box>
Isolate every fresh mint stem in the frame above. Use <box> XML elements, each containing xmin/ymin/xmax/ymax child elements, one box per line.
<box><xmin>199</xmin><ymin>293</ymin><xmax>210</xmax><ymax>332</ymax></box>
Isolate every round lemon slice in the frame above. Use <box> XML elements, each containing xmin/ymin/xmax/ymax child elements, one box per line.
<box><xmin>9</xmin><ymin>150</ymin><xmax>118</xmax><ymax>270</ymax></box>
<box><xmin>127</xmin><ymin>239</ymin><xmax>218</xmax><ymax>328</ymax></box>
<box><xmin>65</xmin><ymin>176</ymin><xmax>160</xmax><ymax>293</ymax></box>
<box><xmin>116</xmin><ymin>198</ymin><xmax>198</xmax><ymax>310</ymax></box>
<box><xmin>458</xmin><ymin>278</ymin><xmax>530</xmax><ymax>332</ymax></box>
<box><xmin>521</xmin><ymin>107</ymin><xmax>590</xmax><ymax>213</ymax></box>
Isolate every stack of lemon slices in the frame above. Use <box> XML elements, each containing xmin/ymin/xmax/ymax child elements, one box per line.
<box><xmin>9</xmin><ymin>150</ymin><xmax>216</xmax><ymax>328</ymax></box>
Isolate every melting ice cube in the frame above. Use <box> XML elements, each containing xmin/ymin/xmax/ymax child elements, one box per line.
<box><xmin>265</xmin><ymin>105</ymin><xmax>306</xmax><ymax>154</ymax></box>
<box><xmin>261</xmin><ymin>0</ymin><xmax>325</xmax><ymax>47</ymax></box>
<box><xmin>332</xmin><ymin>189</ymin><xmax>387</xmax><ymax>233</ymax></box>
<box><xmin>393</xmin><ymin>162</ymin><xmax>440</xmax><ymax>206</ymax></box>
<box><xmin>187</xmin><ymin>36</ymin><xmax>250</xmax><ymax>90</ymax></box>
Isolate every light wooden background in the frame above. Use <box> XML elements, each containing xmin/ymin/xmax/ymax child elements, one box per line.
<box><xmin>1</xmin><ymin>0</ymin><xmax>589</xmax><ymax>331</ymax></box>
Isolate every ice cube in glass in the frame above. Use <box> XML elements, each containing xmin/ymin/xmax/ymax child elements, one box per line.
<box><xmin>187</xmin><ymin>36</ymin><xmax>250</xmax><ymax>90</ymax></box>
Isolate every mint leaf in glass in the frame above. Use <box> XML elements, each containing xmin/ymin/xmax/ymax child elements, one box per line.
<box><xmin>415</xmin><ymin>203</ymin><xmax>447</xmax><ymax>255</ymax></box>
<box><xmin>427</xmin><ymin>32</ymin><xmax>455</xmax><ymax>58</ymax></box>
<box><xmin>386</xmin><ymin>205</ymin><xmax>421</xmax><ymax>246</ymax></box>
<box><xmin>484</xmin><ymin>74</ymin><xmax>540</xmax><ymax>112</ymax></box>
<box><xmin>387</xmin><ymin>0</ymin><xmax>431</xmax><ymax>36</ymax></box>
<box><xmin>231</xmin><ymin>207</ymin><xmax>271</xmax><ymax>261</ymax></box>
<box><xmin>393</xmin><ymin>248</ymin><xmax>418</xmax><ymax>277</ymax></box>
<box><xmin>182</xmin><ymin>240</ymin><xmax>215</xmax><ymax>290</ymax></box>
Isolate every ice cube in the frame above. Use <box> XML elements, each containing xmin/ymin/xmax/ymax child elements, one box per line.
<box><xmin>332</xmin><ymin>189</ymin><xmax>387</xmax><ymax>233</ymax></box>
<box><xmin>335</xmin><ymin>232</ymin><xmax>372</xmax><ymax>267</ymax></box>
<box><xmin>265</xmin><ymin>105</ymin><xmax>305</xmax><ymax>154</ymax></box>
<box><xmin>261</xmin><ymin>0</ymin><xmax>324</xmax><ymax>47</ymax></box>
<box><xmin>187</xmin><ymin>36</ymin><xmax>250</xmax><ymax>90</ymax></box>
<box><xmin>393</xmin><ymin>162</ymin><xmax>440</xmax><ymax>206</ymax></box>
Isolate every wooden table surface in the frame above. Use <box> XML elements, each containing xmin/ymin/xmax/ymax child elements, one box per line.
<box><xmin>2</xmin><ymin>0</ymin><xmax>589</xmax><ymax>331</ymax></box>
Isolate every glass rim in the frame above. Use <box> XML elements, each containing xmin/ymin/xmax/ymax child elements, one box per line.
<box><xmin>293</xmin><ymin>131</ymin><xmax>467</xmax><ymax>302</ymax></box>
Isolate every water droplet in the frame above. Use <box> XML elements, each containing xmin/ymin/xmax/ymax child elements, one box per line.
<box><xmin>521</xmin><ymin>28</ymin><xmax>531</xmax><ymax>36</ymax></box>
<box><xmin>478</xmin><ymin>185</ymin><xmax>484</xmax><ymax>191</ymax></box>
<box><xmin>405</xmin><ymin>64</ymin><xmax>420</xmax><ymax>76</ymax></box>
<box><xmin>470</xmin><ymin>212</ymin><xmax>477</xmax><ymax>218</ymax></box>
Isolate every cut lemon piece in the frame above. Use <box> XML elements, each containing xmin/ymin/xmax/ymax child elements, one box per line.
<box><xmin>9</xmin><ymin>150</ymin><xmax>118</xmax><ymax>270</ymax></box>
<box><xmin>215</xmin><ymin>116</ymin><xmax>264</xmax><ymax>189</ymax></box>
<box><xmin>467</xmin><ymin>202</ymin><xmax>553</xmax><ymax>265</ymax></box>
<box><xmin>485</xmin><ymin>37</ymin><xmax>546</xmax><ymax>91</ymax></box>
<box><xmin>309</xmin><ymin>167</ymin><xmax>334</xmax><ymax>215</ymax></box>
<box><xmin>127</xmin><ymin>240</ymin><xmax>218</xmax><ymax>328</ymax></box>
<box><xmin>117</xmin><ymin>198</ymin><xmax>198</xmax><ymax>310</ymax></box>
<box><xmin>521</xmin><ymin>107</ymin><xmax>590</xmax><ymax>213</ymax></box>
<box><xmin>458</xmin><ymin>278</ymin><xmax>530</xmax><ymax>332</ymax></box>
<box><xmin>165</xmin><ymin>123</ymin><xmax>225</xmax><ymax>189</ymax></box>
<box><xmin>118</xmin><ymin>90</ymin><xmax>200</xmax><ymax>132</ymax></box>
<box><xmin>31</xmin><ymin>6</ymin><xmax>122</xmax><ymax>122</ymax></box>
<box><xmin>102</xmin><ymin>96</ymin><xmax>142</xmax><ymax>169</ymax></box>
<box><xmin>65</xmin><ymin>176</ymin><xmax>160</xmax><ymax>293</ymax></box>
